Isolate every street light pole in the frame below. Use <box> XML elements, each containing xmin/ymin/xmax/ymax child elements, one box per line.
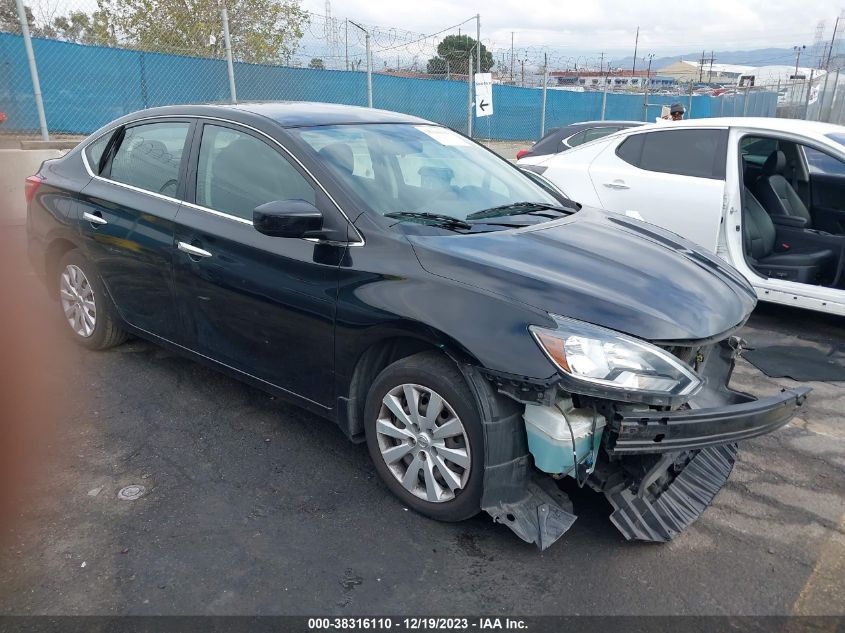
<box><xmin>794</xmin><ymin>44</ymin><xmax>806</xmax><ymax>77</ymax></box>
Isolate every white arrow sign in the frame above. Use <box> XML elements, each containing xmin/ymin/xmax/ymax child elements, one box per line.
<box><xmin>474</xmin><ymin>73</ymin><xmax>493</xmax><ymax>117</ymax></box>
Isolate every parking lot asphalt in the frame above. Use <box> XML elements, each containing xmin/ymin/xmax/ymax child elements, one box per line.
<box><xmin>1</xmin><ymin>224</ymin><xmax>843</xmax><ymax>616</ymax></box>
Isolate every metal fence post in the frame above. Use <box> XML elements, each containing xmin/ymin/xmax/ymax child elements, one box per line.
<box><xmin>221</xmin><ymin>7</ymin><xmax>237</xmax><ymax>103</ymax></box>
<box><xmin>831</xmin><ymin>70</ymin><xmax>842</xmax><ymax>124</ymax></box>
<box><xmin>349</xmin><ymin>20</ymin><xmax>372</xmax><ymax>108</ymax></box>
<box><xmin>467</xmin><ymin>52</ymin><xmax>473</xmax><ymax>138</ymax></box>
<box><xmin>742</xmin><ymin>84</ymin><xmax>750</xmax><ymax>116</ymax></box>
<box><xmin>804</xmin><ymin>70</ymin><xmax>814</xmax><ymax>119</ymax></box>
<box><xmin>365</xmin><ymin>31</ymin><xmax>372</xmax><ymax>108</ymax></box>
<box><xmin>540</xmin><ymin>52</ymin><xmax>547</xmax><ymax>137</ymax></box>
<box><xmin>600</xmin><ymin>75</ymin><xmax>608</xmax><ymax>120</ymax></box>
<box><xmin>687</xmin><ymin>81</ymin><xmax>693</xmax><ymax>118</ymax></box>
<box><xmin>819</xmin><ymin>70</ymin><xmax>831</xmax><ymax>122</ymax></box>
<box><xmin>15</xmin><ymin>0</ymin><xmax>48</xmax><ymax>140</ymax></box>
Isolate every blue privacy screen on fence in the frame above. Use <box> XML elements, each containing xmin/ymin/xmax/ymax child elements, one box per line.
<box><xmin>0</xmin><ymin>32</ymin><xmax>778</xmax><ymax>138</ymax></box>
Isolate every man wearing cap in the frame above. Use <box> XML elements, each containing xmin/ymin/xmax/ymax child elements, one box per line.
<box><xmin>658</xmin><ymin>103</ymin><xmax>686</xmax><ymax>122</ymax></box>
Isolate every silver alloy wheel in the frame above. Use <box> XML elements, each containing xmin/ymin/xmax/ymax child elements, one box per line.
<box><xmin>375</xmin><ymin>383</ymin><xmax>471</xmax><ymax>503</ymax></box>
<box><xmin>60</xmin><ymin>264</ymin><xmax>96</xmax><ymax>338</ymax></box>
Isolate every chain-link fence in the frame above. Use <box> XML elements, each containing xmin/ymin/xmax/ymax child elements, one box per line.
<box><xmin>761</xmin><ymin>71</ymin><xmax>845</xmax><ymax>125</ymax></box>
<box><xmin>0</xmin><ymin>0</ymin><xmax>789</xmax><ymax>142</ymax></box>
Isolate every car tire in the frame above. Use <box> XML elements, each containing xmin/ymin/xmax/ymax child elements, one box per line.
<box><xmin>364</xmin><ymin>351</ymin><xmax>484</xmax><ymax>522</ymax></box>
<box><xmin>56</xmin><ymin>250</ymin><xmax>128</xmax><ymax>350</ymax></box>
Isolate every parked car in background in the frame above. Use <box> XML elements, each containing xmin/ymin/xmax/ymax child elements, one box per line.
<box><xmin>515</xmin><ymin>120</ymin><xmax>643</xmax><ymax>160</ymax></box>
<box><xmin>519</xmin><ymin>117</ymin><xmax>845</xmax><ymax>316</ymax></box>
<box><xmin>27</xmin><ymin>104</ymin><xmax>807</xmax><ymax>550</ymax></box>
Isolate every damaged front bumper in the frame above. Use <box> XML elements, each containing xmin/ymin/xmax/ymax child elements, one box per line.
<box><xmin>609</xmin><ymin>386</ymin><xmax>810</xmax><ymax>454</ymax></box>
<box><xmin>470</xmin><ymin>338</ymin><xmax>811</xmax><ymax>550</ymax></box>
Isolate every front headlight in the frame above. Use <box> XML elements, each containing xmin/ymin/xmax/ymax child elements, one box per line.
<box><xmin>530</xmin><ymin>315</ymin><xmax>702</xmax><ymax>404</ymax></box>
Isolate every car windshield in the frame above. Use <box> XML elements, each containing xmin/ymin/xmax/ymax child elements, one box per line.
<box><xmin>291</xmin><ymin>123</ymin><xmax>565</xmax><ymax>221</ymax></box>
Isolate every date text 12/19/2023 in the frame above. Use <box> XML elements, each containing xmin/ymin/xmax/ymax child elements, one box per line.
<box><xmin>307</xmin><ymin>618</ymin><xmax>528</xmax><ymax>630</ymax></box>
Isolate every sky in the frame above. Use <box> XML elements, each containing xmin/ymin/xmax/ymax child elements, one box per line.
<box><xmin>300</xmin><ymin>0</ymin><xmax>843</xmax><ymax>62</ymax></box>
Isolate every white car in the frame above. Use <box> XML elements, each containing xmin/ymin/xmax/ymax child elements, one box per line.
<box><xmin>519</xmin><ymin>117</ymin><xmax>845</xmax><ymax>316</ymax></box>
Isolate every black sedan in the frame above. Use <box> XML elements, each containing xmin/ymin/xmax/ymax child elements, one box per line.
<box><xmin>26</xmin><ymin>103</ymin><xmax>808</xmax><ymax>549</ymax></box>
<box><xmin>516</xmin><ymin>120</ymin><xmax>644</xmax><ymax>160</ymax></box>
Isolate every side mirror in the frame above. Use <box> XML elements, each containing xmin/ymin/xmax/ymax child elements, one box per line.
<box><xmin>253</xmin><ymin>199</ymin><xmax>323</xmax><ymax>238</ymax></box>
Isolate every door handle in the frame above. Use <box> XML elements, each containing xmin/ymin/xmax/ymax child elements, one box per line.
<box><xmin>603</xmin><ymin>181</ymin><xmax>630</xmax><ymax>190</ymax></box>
<box><xmin>82</xmin><ymin>211</ymin><xmax>107</xmax><ymax>225</ymax></box>
<box><xmin>177</xmin><ymin>241</ymin><xmax>212</xmax><ymax>259</ymax></box>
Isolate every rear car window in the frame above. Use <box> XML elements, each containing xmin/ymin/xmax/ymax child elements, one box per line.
<box><xmin>109</xmin><ymin>122</ymin><xmax>190</xmax><ymax>196</ymax></box>
<box><xmin>84</xmin><ymin>133</ymin><xmax>112</xmax><ymax>174</ymax></box>
<box><xmin>616</xmin><ymin>129</ymin><xmax>727</xmax><ymax>180</ymax></box>
<box><xmin>579</xmin><ymin>126</ymin><xmax>620</xmax><ymax>145</ymax></box>
<box><xmin>196</xmin><ymin>124</ymin><xmax>316</xmax><ymax>220</ymax></box>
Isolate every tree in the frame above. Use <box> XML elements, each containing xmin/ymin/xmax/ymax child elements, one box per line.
<box><xmin>1</xmin><ymin>0</ymin><xmax>35</xmax><ymax>34</ymax></box>
<box><xmin>308</xmin><ymin>57</ymin><xmax>324</xmax><ymax>69</ymax></box>
<box><xmin>97</xmin><ymin>0</ymin><xmax>309</xmax><ymax>64</ymax></box>
<box><xmin>50</xmin><ymin>9</ymin><xmax>116</xmax><ymax>45</ymax></box>
<box><xmin>426</xmin><ymin>34</ymin><xmax>493</xmax><ymax>77</ymax></box>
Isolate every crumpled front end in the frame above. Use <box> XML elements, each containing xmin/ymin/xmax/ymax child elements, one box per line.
<box><xmin>473</xmin><ymin>336</ymin><xmax>809</xmax><ymax>549</ymax></box>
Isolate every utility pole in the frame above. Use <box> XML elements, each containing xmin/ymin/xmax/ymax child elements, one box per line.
<box><xmin>599</xmin><ymin>51</ymin><xmax>604</xmax><ymax>75</ymax></box>
<box><xmin>699</xmin><ymin>50</ymin><xmax>706</xmax><ymax>83</ymax></box>
<box><xmin>345</xmin><ymin>18</ymin><xmax>349</xmax><ymax>71</ymax></box>
<box><xmin>520</xmin><ymin>59</ymin><xmax>525</xmax><ymax>87</ymax></box>
<box><xmin>632</xmin><ymin>26</ymin><xmax>639</xmax><ymax>75</ymax></box>
<box><xmin>826</xmin><ymin>16</ymin><xmax>840</xmax><ymax>70</ymax></box>
<box><xmin>708</xmin><ymin>51</ymin><xmax>714</xmax><ymax>83</ymax></box>
<box><xmin>476</xmin><ymin>14</ymin><xmax>481</xmax><ymax>77</ymax></box>
<box><xmin>510</xmin><ymin>32</ymin><xmax>514</xmax><ymax>85</ymax></box>
<box><xmin>446</xmin><ymin>59</ymin><xmax>450</xmax><ymax>80</ymax></box>
<box><xmin>794</xmin><ymin>44</ymin><xmax>806</xmax><ymax>77</ymax></box>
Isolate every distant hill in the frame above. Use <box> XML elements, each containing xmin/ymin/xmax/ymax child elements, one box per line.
<box><xmin>610</xmin><ymin>48</ymin><xmax>799</xmax><ymax>72</ymax></box>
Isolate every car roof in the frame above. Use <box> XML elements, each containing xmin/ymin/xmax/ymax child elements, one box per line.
<box><xmin>555</xmin><ymin>120</ymin><xmax>643</xmax><ymax>133</ymax></box>
<box><xmin>636</xmin><ymin>117</ymin><xmax>843</xmax><ymax>136</ymax></box>
<box><xmin>110</xmin><ymin>101</ymin><xmax>433</xmax><ymax>129</ymax></box>
<box><xmin>568</xmin><ymin>120</ymin><xmax>642</xmax><ymax>126</ymax></box>
<box><xmin>229</xmin><ymin>101</ymin><xmax>432</xmax><ymax>127</ymax></box>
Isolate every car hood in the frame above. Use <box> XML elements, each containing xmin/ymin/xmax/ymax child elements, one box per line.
<box><xmin>407</xmin><ymin>207</ymin><xmax>757</xmax><ymax>343</ymax></box>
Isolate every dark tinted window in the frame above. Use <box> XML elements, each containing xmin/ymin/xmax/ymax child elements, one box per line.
<box><xmin>527</xmin><ymin>127</ymin><xmax>563</xmax><ymax>156</ymax></box>
<box><xmin>109</xmin><ymin>122</ymin><xmax>190</xmax><ymax>196</ymax></box>
<box><xmin>196</xmin><ymin>124</ymin><xmax>315</xmax><ymax>220</ymax></box>
<box><xmin>616</xmin><ymin>133</ymin><xmax>644</xmax><ymax>165</ymax></box>
<box><xmin>85</xmin><ymin>133</ymin><xmax>112</xmax><ymax>174</ymax></box>
<box><xmin>617</xmin><ymin>129</ymin><xmax>727</xmax><ymax>179</ymax></box>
